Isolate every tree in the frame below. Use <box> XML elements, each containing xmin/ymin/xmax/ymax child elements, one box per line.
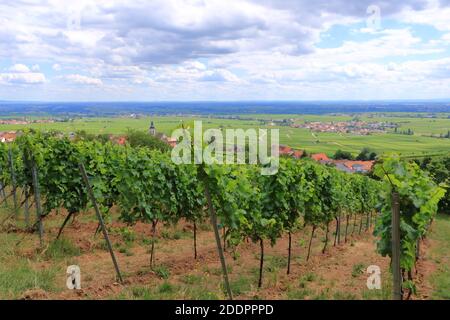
<box><xmin>125</xmin><ymin>129</ymin><xmax>170</xmax><ymax>152</ymax></box>
<box><xmin>356</xmin><ymin>148</ymin><xmax>377</xmax><ymax>161</ymax></box>
<box><xmin>334</xmin><ymin>149</ymin><xmax>354</xmax><ymax>160</ymax></box>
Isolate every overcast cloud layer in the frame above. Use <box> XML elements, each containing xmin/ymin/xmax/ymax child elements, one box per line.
<box><xmin>1</xmin><ymin>0</ymin><xmax>450</xmax><ymax>101</ymax></box>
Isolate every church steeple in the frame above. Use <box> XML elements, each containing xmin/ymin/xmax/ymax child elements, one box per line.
<box><xmin>149</xmin><ymin>121</ymin><xmax>156</xmax><ymax>136</ymax></box>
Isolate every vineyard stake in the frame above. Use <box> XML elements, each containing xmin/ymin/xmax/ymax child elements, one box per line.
<box><xmin>344</xmin><ymin>214</ymin><xmax>349</xmax><ymax>243</ymax></box>
<box><xmin>358</xmin><ymin>214</ymin><xmax>363</xmax><ymax>234</ymax></box>
<box><xmin>31</xmin><ymin>162</ymin><xmax>44</xmax><ymax>247</ymax></box>
<box><xmin>306</xmin><ymin>225</ymin><xmax>316</xmax><ymax>261</ymax></box>
<box><xmin>287</xmin><ymin>231</ymin><xmax>292</xmax><ymax>274</ymax></box>
<box><xmin>55</xmin><ymin>211</ymin><xmax>75</xmax><ymax>241</ymax></box>
<box><xmin>0</xmin><ymin>162</ymin><xmax>6</xmax><ymax>204</ymax></box>
<box><xmin>337</xmin><ymin>213</ymin><xmax>341</xmax><ymax>244</ymax></box>
<box><xmin>203</xmin><ymin>181</ymin><xmax>233</xmax><ymax>300</ymax></box>
<box><xmin>0</xmin><ymin>181</ymin><xmax>6</xmax><ymax>205</ymax></box>
<box><xmin>334</xmin><ymin>217</ymin><xmax>338</xmax><ymax>246</ymax></box>
<box><xmin>193</xmin><ymin>220</ymin><xmax>197</xmax><ymax>260</ymax></box>
<box><xmin>258</xmin><ymin>238</ymin><xmax>264</xmax><ymax>288</ymax></box>
<box><xmin>223</xmin><ymin>227</ymin><xmax>226</xmax><ymax>252</ymax></box>
<box><xmin>24</xmin><ymin>186</ymin><xmax>29</xmax><ymax>227</ymax></box>
<box><xmin>322</xmin><ymin>222</ymin><xmax>329</xmax><ymax>254</ymax></box>
<box><xmin>352</xmin><ymin>213</ymin><xmax>357</xmax><ymax>235</ymax></box>
<box><xmin>150</xmin><ymin>220</ymin><xmax>158</xmax><ymax>268</ymax></box>
<box><xmin>8</xmin><ymin>147</ymin><xmax>18</xmax><ymax>216</ymax></box>
<box><xmin>391</xmin><ymin>191</ymin><xmax>402</xmax><ymax>300</ymax></box>
<box><xmin>415</xmin><ymin>238</ymin><xmax>420</xmax><ymax>263</ymax></box>
<box><xmin>79</xmin><ymin>163</ymin><xmax>123</xmax><ymax>284</ymax></box>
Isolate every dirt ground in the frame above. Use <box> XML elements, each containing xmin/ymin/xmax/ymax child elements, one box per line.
<box><xmin>1</xmin><ymin>209</ymin><xmax>443</xmax><ymax>300</ymax></box>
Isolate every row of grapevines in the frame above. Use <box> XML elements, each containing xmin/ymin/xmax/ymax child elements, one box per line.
<box><xmin>0</xmin><ymin>131</ymin><xmax>388</xmax><ymax>294</ymax></box>
<box><xmin>373</xmin><ymin>156</ymin><xmax>446</xmax><ymax>298</ymax></box>
<box><xmin>200</xmin><ymin>157</ymin><xmax>382</xmax><ymax>287</ymax></box>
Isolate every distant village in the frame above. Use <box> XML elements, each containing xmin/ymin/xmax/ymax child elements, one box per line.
<box><xmin>258</xmin><ymin>119</ymin><xmax>396</xmax><ymax>135</ymax></box>
<box><xmin>277</xmin><ymin>145</ymin><xmax>374</xmax><ymax>174</ymax></box>
<box><xmin>0</xmin><ymin>118</ymin><xmax>70</xmax><ymax>125</ymax></box>
<box><xmin>211</xmin><ymin>115</ymin><xmax>398</xmax><ymax>135</ymax></box>
<box><xmin>291</xmin><ymin>120</ymin><xmax>397</xmax><ymax>135</ymax></box>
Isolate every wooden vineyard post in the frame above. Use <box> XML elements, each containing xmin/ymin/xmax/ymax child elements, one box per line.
<box><xmin>79</xmin><ymin>163</ymin><xmax>123</xmax><ymax>284</ymax></box>
<box><xmin>8</xmin><ymin>147</ymin><xmax>18</xmax><ymax>215</ymax></box>
<box><xmin>24</xmin><ymin>186</ymin><xmax>30</xmax><ymax>227</ymax></box>
<box><xmin>203</xmin><ymin>181</ymin><xmax>233</xmax><ymax>300</ymax></box>
<box><xmin>0</xmin><ymin>163</ymin><xmax>6</xmax><ymax>206</ymax></box>
<box><xmin>0</xmin><ymin>181</ymin><xmax>5</xmax><ymax>206</ymax></box>
<box><xmin>391</xmin><ymin>191</ymin><xmax>402</xmax><ymax>300</ymax></box>
<box><xmin>31</xmin><ymin>162</ymin><xmax>44</xmax><ymax>247</ymax></box>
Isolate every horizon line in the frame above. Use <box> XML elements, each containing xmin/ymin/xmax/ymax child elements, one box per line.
<box><xmin>1</xmin><ymin>99</ymin><xmax>450</xmax><ymax>104</ymax></box>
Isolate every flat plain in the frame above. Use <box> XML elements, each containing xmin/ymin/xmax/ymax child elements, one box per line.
<box><xmin>0</xmin><ymin>113</ymin><xmax>449</xmax><ymax>156</ymax></box>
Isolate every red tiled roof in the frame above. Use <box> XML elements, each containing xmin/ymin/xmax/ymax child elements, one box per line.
<box><xmin>333</xmin><ymin>160</ymin><xmax>375</xmax><ymax>172</ymax></box>
<box><xmin>117</xmin><ymin>137</ymin><xmax>127</xmax><ymax>145</ymax></box>
<box><xmin>279</xmin><ymin>145</ymin><xmax>293</xmax><ymax>155</ymax></box>
<box><xmin>292</xmin><ymin>150</ymin><xmax>304</xmax><ymax>159</ymax></box>
<box><xmin>0</xmin><ymin>132</ymin><xmax>17</xmax><ymax>142</ymax></box>
<box><xmin>311</xmin><ymin>153</ymin><xmax>330</xmax><ymax>161</ymax></box>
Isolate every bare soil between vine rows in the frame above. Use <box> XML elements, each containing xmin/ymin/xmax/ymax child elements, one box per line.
<box><xmin>1</xmin><ymin>209</ymin><xmax>442</xmax><ymax>300</ymax></box>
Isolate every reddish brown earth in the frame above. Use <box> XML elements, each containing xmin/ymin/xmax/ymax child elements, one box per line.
<box><xmin>5</xmin><ymin>211</ymin><xmax>439</xmax><ymax>300</ymax></box>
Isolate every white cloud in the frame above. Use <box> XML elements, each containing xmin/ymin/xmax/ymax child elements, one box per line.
<box><xmin>9</xmin><ymin>64</ymin><xmax>31</xmax><ymax>73</ymax></box>
<box><xmin>199</xmin><ymin>69</ymin><xmax>240</xmax><ymax>82</ymax></box>
<box><xmin>0</xmin><ymin>72</ymin><xmax>46</xmax><ymax>84</ymax></box>
<box><xmin>397</xmin><ymin>0</ymin><xmax>450</xmax><ymax>31</ymax></box>
<box><xmin>0</xmin><ymin>0</ymin><xmax>450</xmax><ymax>99</ymax></box>
<box><xmin>0</xmin><ymin>63</ymin><xmax>46</xmax><ymax>85</ymax></box>
<box><xmin>64</xmin><ymin>74</ymin><xmax>103</xmax><ymax>86</ymax></box>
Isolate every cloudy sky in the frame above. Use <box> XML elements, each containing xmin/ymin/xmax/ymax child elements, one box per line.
<box><xmin>1</xmin><ymin>0</ymin><xmax>450</xmax><ymax>101</ymax></box>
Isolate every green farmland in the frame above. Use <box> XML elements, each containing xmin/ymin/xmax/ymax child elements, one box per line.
<box><xmin>0</xmin><ymin>114</ymin><xmax>449</xmax><ymax>157</ymax></box>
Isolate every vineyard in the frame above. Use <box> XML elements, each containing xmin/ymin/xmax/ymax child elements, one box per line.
<box><xmin>0</xmin><ymin>130</ymin><xmax>445</xmax><ymax>300</ymax></box>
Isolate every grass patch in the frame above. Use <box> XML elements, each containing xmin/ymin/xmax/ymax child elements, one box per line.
<box><xmin>129</xmin><ymin>282</ymin><xmax>178</xmax><ymax>300</ymax></box>
<box><xmin>301</xmin><ymin>272</ymin><xmax>317</xmax><ymax>283</ymax></box>
<box><xmin>361</xmin><ymin>274</ymin><xmax>392</xmax><ymax>300</ymax></box>
<box><xmin>117</xmin><ymin>227</ymin><xmax>136</xmax><ymax>245</ymax></box>
<box><xmin>182</xmin><ymin>274</ymin><xmax>203</xmax><ymax>285</ymax></box>
<box><xmin>333</xmin><ymin>291</ymin><xmax>357</xmax><ymax>300</ymax></box>
<box><xmin>265</xmin><ymin>255</ymin><xmax>287</xmax><ymax>273</ymax></box>
<box><xmin>161</xmin><ymin>229</ymin><xmax>187</xmax><ymax>240</ymax></box>
<box><xmin>428</xmin><ymin>214</ymin><xmax>450</xmax><ymax>299</ymax></box>
<box><xmin>131</xmin><ymin>286</ymin><xmax>155</xmax><ymax>299</ymax></box>
<box><xmin>351</xmin><ymin>263</ymin><xmax>365</xmax><ymax>278</ymax></box>
<box><xmin>0</xmin><ymin>262</ymin><xmax>59</xmax><ymax>298</ymax></box>
<box><xmin>95</xmin><ymin>239</ymin><xmax>110</xmax><ymax>251</ymax></box>
<box><xmin>154</xmin><ymin>265</ymin><xmax>170</xmax><ymax>280</ymax></box>
<box><xmin>229</xmin><ymin>275</ymin><xmax>253</xmax><ymax>296</ymax></box>
<box><xmin>44</xmin><ymin>238</ymin><xmax>81</xmax><ymax>260</ymax></box>
<box><xmin>158</xmin><ymin>281</ymin><xmax>174</xmax><ymax>294</ymax></box>
<box><xmin>118</xmin><ymin>246</ymin><xmax>133</xmax><ymax>256</ymax></box>
<box><xmin>189</xmin><ymin>290</ymin><xmax>219</xmax><ymax>300</ymax></box>
<box><xmin>287</xmin><ymin>288</ymin><xmax>311</xmax><ymax>299</ymax></box>
<box><xmin>312</xmin><ymin>288</ymin><xmax>331</xmax><ymax>300</ymax></box>
<box><xmin>198</xmin><ymin>222</ymin><xmax>211</xmax><ymax>232</ymax></box>
<box><xmin>211</xmin><ymin>265</ymin><xmax>233</xmax><ymax>276</ymax></box>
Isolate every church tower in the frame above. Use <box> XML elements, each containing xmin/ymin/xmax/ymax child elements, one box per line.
<box><xmin>149</xmin><ymin>121</ymin><xmax>156</xmax><ymax>136</ymax></box>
